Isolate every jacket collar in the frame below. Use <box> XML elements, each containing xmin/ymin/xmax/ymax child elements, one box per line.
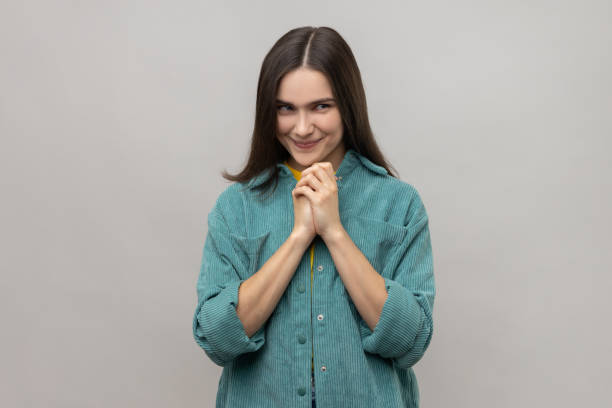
<box><xmin>246</xmin><ymin>148</ymin><xmax>388</xmax><ymax>189</ymax></box>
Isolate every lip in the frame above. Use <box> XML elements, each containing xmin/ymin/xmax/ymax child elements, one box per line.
<box><xmin>292</xmin><ymin>137</ymin><xmax>323</xmax><ymax>150</ymax></box>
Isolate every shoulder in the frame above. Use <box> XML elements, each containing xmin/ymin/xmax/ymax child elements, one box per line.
<box><xmin>349</xmin><ymin>151</ymin><xmax>429</xmax><ymax>227</ymax></box>
<box><xmin>208</xmin><ymin>182</ymin><xmax>247</xmax><ymax>236</ymax></box>
<box><xmin>372</xmin><ymin>175</ymin><xmax>430</xmax><ymax>228</ymax></box>
<box><xmin>355</xmin><ymin>153</ymin><xmax>427</xmax><ymax>219</ymax></box>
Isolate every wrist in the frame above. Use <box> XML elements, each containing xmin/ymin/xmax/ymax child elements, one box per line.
<box><xmin>321</xmin><ymin>225</ymin><xmax>347</xmax><ymax>246</ymax></box>
<box><xmin>290</xmin><ymin>228</ymin><xmax>314</xmax><ymax>248</ymax></box>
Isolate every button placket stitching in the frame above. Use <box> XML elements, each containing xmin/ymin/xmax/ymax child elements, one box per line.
<box><xmin>283</xmin><ymin>161</ymin><xmax>352</xmax><ymax>401</ymax></box>
<box><xmin>310</xmin><ymin>238</ymin><xmax>315</xmax><ymax>396</ymax></box>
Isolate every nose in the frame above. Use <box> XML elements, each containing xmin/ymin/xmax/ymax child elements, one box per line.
<box><xmin>294</xmin><ymin>111</ymin><xmax>314</xmax><ymax>137</ymax></box>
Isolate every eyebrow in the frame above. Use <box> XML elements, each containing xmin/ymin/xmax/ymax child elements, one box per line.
<box><xmin>276</xmin><ymin>97</ymin><xmax>336</xmax><ymax>107</ymax></box>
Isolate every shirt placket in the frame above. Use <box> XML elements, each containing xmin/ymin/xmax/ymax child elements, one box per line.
<box><xmin>282</xmin><ymin>161</ymin><xmax>345</xmax><ymax>405</ymax></box>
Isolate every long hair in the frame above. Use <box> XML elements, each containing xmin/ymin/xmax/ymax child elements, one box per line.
<box><xmin>222</xmin><ymin>26</ymin><xmax>399</xmax><ymax>200</ymax></box>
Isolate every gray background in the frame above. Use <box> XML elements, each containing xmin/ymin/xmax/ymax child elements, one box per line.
<box><xmin>1</xmin><ymin>1</ymin><xmax>610</xmax><ymax>407</ymax></box>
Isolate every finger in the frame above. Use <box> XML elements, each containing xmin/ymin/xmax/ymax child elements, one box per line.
<box><xmin>294</xmin><ymin>185</ymin><xmax>315</xmax><ymax>201</ymax></box>
<box><xmin>293</xmin><ymin>184</ymin><xmax>314</xmax><ymax>196</ymax></box>
<box><xmin>297</xmin><ymin>173</ymin><xmax>322</xmax><ymax>191</ymax></box>
<box><xmin>323</xmin><ymin>162</ymin><xmax>336</xmax><ymax>180</ymax></box>
<box><xmin>309</xmin><ymin>165</ymin><xmax>335</xmax><ymax>187</ymax></box>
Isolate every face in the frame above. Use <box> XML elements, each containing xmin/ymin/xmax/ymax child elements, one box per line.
<box><xmin>275</xmin><ymin>67</ymin><xmax>345</xmax><ymax>172</ymax></box>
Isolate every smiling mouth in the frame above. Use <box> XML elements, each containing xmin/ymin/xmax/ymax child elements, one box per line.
<box><xmin>292</xmin><ymin>137</ymin><xmax>323</xmax><ymax>149</ymax></box>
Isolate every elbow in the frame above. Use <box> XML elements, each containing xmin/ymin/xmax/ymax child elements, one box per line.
<box><xmin>193</xmin><ymin>312</ymin><xmax>234</xmax><ymax>367</ymax></box>
<box><xmin>192</xmin><ymin>291</ymin><xmax>266</xmax><ymax>368</ymax></box>
<box><xmin>392</xmin><ymin>320</ymin><xmax>434</xmax><ymax>369</ymax></box>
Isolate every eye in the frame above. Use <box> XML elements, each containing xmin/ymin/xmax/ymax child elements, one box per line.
<box><xmin>277</xmin><ymin>103</ymin><xmax>331</xmax><ymax>112</ymax></box>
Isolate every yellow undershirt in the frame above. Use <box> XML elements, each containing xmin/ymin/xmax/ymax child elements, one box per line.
<box><xmin>282</xmin><ymin>161</ymin><xmax>337</xmax><ymax>377</ymax></box>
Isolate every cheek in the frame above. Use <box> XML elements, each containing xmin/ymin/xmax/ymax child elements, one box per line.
<box><xmin>277</xmin><ymin>116</ymin><xmax>292</xmax><ymax>133</ymax></box>
<box><xmin>319</xmin><ymin>112</ymin><xmax>343</xmax><ymax>133</ymax></box>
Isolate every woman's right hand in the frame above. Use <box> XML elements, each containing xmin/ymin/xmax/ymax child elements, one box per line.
<box><xmin>291</xmin><ymin>185</ymin><xmax>316</xmax><ymax>244</ymax></box>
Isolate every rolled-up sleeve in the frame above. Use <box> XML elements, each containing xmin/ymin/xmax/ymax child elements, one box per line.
<box><xmin>359</xmin><ymin>202</ymin><xmax>435</xmax><ymax>369</ymax></box>
<box><xmin>192</xmin><ymin>209</ymin><xmax>265</xmax><ymax>367</ymax></box>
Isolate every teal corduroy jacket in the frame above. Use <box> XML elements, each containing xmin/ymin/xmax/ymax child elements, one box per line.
<box><xmin>193</xmin><ymin>148</ymin><xmax>435</xmax><ymax>407</ymax></box>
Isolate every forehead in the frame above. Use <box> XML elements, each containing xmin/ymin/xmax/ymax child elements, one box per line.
<box><xmin>276</xmin><ymin>68</ymin><xmax>333</xmax><ymax>103</ymax></box>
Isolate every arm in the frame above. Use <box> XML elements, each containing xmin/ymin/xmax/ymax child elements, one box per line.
<box><xmin>324</xmin><ymin>228</ymin><xmax>388</xmax><ymax>332</ymax></box>
<box><xmin>362</xmin><ymin>212</ymin><xmax>435</xmax><ymax>369</ymax></box>
<box><xmin>192</xmin><ymin>208</ymin><xmax>312</xmax><ymax>367</ymax></box>
<box><xmin>326</xmin><ymin>196</ymin><xmax>435</xmax><ymax>369</ymax></box>
<box><xmin>236</xmin><ymin>230</ymin><xmax>312</xmax><ymax>337</ymax></box>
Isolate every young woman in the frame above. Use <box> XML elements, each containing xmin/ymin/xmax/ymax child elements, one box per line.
<box><xmin>193</xmin><ymin>26</ymin><xmax>435</xmax><ymax>408</ymax></box>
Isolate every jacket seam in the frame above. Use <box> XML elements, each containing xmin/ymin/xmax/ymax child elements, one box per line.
<box><xmin>239</xmin><ymin>187</ymin><xmax>249</xmax><ymax>238</ymax></box>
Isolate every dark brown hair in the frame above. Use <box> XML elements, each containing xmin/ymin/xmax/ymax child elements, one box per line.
<box><xmin>222</xmin><ymin>26</ymin><xmax>399</xmax><ymax>200</ymax></box>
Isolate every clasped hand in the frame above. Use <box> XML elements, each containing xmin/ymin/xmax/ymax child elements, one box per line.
<box><xmin>292</xmin><ymin>162</ymin><xmax>343</xmax><ymax>241</ymax></box>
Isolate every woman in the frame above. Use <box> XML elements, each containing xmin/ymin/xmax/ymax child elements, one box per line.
<box><xmin>193</xmin><ymin>26</ymin><xmax>435</xmax><ymax>408</ymax></box>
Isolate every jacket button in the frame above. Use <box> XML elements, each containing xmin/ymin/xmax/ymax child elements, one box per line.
<box><xmin>317</xmin><ymin>314</ymin><xmax>324</xmax><ymax>321</ymax></box>
<box><xmin>297</xmin><ymin>283</ymin><xmax>305</xmax><ymax>293</ymax></box>
<box><xmin>298</xmin><ymin>387</ymin><xmax>306</xmax><ymax>396</ymax></box>
<box><xmin>298</xmin><ymin>334</ymin><xmax>306</xmax><ymax>344</ymax></box>
<box><xmin>321</xmin><ymin>365</ymin><xmax>327</xmax><ymax>372</ymax></box>
<box><xmin>317</xmin><ymin>265</ymin><xmax>323</xmax><ymax>271</ymax></box>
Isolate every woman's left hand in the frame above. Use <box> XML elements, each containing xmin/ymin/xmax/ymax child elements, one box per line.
<box><xmin>293</xmin><ymin>162</ymin><xmax>343</xmax><ymax>241</ymax></box>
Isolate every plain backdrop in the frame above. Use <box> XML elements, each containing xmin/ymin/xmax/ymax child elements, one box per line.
<box><xmin>1</xmin><ymin>1</ymin><xmax>611</xmax><ymax>407</ymax></box>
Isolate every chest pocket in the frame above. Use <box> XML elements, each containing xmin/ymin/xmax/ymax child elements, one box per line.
<box><xmin>340</xmin><ymin>215</ymin><xmax>409</xmax><ymax>330</ymax></box>
<box><xmin>342</xmin><ymin>215</ymin><xmax>409</xmax><ymax>280</ymax></box>
<box><xmin>230</xmin><ymin>226</ymin><xmax>289</xmax><ymax>279</ymax></box>
<box><xmin>229</xmin><ymin>231</ymin><xmax>271</xmax><ymax>280</ymax></box>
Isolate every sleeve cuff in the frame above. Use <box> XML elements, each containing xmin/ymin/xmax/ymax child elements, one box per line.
<box><xmin>360</xmin><ymin>277</ymin><xmax>424</xmax><ymax>359</ymax></box>
<box><xmin>194</xmin><ymin>279</ymin><xmax>265</xmax><ymax>366</ymax></box>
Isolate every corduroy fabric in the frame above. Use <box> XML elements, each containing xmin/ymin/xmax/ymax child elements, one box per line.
<box><xmin>283</xmin><ymin>160</ymin><xmax>337</xmax><ymax>381</ymax></box>
<box><xmin>193</xmin><ymin>148</ymin><xmax>435</xmax><ymax>407</ymax></box>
